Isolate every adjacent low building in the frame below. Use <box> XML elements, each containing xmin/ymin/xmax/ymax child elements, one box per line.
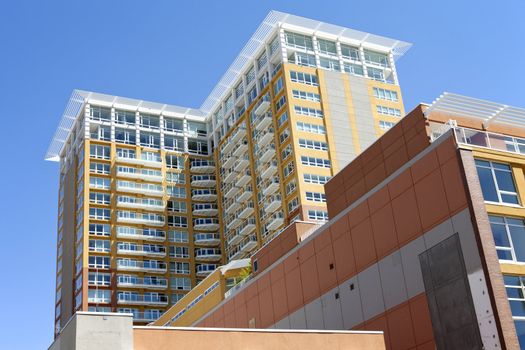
<box><xmin>154</xmin><ymin>93</ymin><xmax>525</xmax><ymax>349</ymax></box>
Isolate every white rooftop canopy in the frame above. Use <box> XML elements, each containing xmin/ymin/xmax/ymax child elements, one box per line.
<box><xmin>424</xmin><ymin>92</ymin><xmax>525</xmax><ymax>129</ymax></box>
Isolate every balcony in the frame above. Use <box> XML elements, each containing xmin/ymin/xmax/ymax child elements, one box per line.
<box><xmin>191</xmin><ymin>175</ymin><xmax>216</xmax><ymax>188</ymax></box>
<box><xmin>192</xmin><ymin>189</ymin><xmax>217</xmax><ymax>202</ymax></box>
<box><xmin>195</xmin><ymin>248</ymin><xmax>222</xmax><ymax>262</ymax></box>
<box><xmin>192</xmin><ymin>204</ymin><xmax>218</xmax><ymax>216</ymax></box>
<box><xmin>194</xmin><ymin>233</ymin><xmax>221</xmax><ymax>246</ymax></box>
<box><xmin>237</xmin><ymin>170</ymin><xmax>252</xmax><ymax>187</ymax></box>
<box><xmin>117</xmin><ymin>170</ymin><xmax>163</xmax><ymax>183</ymax></box>
<box><xmin>233</xmin><ymin>140</ymin><xmax>249</xmax><ymax>157</ymax></box>
<box><xmin>231</xmin><ymin>127</ymin><xmax>246</xmax><ymax>144</ymax></box>
<box><xmin>238</xmin><ymin>188</ymin><xmax>253</xmax><ymax>203</ymax></box>
<box><xmin>228</xmin><ymin>230</ymin><xmax>243</xmax><ymax>246</ymax></box>
<box><xmin>260</xmin><ymin>161</ymin><xmax>278</xmax><ymax>180</ymax></box>
<box><xmin>254</xmin><ymin>112</ymin><xmax>273</xmax><ymax>131</ymax></box>
<box><xmin>190</xmin><ymin>160</ymin><xmax>215</xmax><ymax>174</ymax></box>
<box><xmin>116</xmin><ymin>155</ymin><xmax>162</xmax><ymax>168</ymax></box>
<box><xmin>267</xmin><ymin>212</ymin><xmax>284</xmax><ymax>230</ymax></box>
<box><xmin>117</xmin><ymin>294</ymin><xmax>169</xmax><ymax>306</ymax></box>
<box><xmin>223</xmin><ymin>169</ymin><xmax>238</xmax><ymax>183</ymax></box>
<box><xmin>228</xmin><ymin>247</ymin><xmax>244</xmax><ymax>261</ymax></box>
<box><xmin>265</xmin><ymin>195</ymin><xmax>282</xmax><ymax>213</ymax></box>
<box><xmin>131</xmin><ymin>312</ymin><xmax>162</xmax><ymax>323</ymax></box>
<box><xmin>222</xmin><ymin>155</ymin><xmax>237</xmax><ymax>169</ymax></box>
<box><xmin>117</xmin><ymin>277</ymin><xmax>168</xmax><ymax>290</ymax></box>
<box><xmin>196</xmin><ymin>264</ymin><xmax>218</xmax><ymax>277</ymax></box>
<box><xmin>239</xmin><ymin>219</ymin><xmax>256</xmax><ymax>236</ymax></box>
<box><xmin>117</xmin><ymin>198</ymin><xmax>164</xmax><ymax>212</ymax></box>
<box><xmin>263</xmin><ymin>177</ymin><xmax>280</xmax><ymax>196</ymax></box>
<box><xmin>238</xmin><ymin>203</ymin><xmax>255</xmax><ymax>219</ymax></box>
<box><xmin>227</xmin><ymin>216</ymin><xmax>242</xmax><ymax>231</ymax></box>
<box><xmin>234</xmin><ymin>156</ymin><xmax>250</xmax><ymax>172</ymax></box>
<box><xmin>116</xmin><ymin>228</ymin><xmax>166</xmax><ymax>242</ymax></box>
<box><xmin>254</xmin><ymin>99</ymin><xmax>271</xmax><ymax>117</ymax></box>
<box><xmin>225</xmin><ymin>200</ymin><xmax>241</xmax><ymax>214</ymax></box>
<box><xmin>257</xmin><ymin>130</ymin><xmax>274</xmax><ymax>148</ymax></box>
<box><xmin>117</xmin><ymin>244</ymin><xmax>166</xmax><ymax>258</ymax></box>
<box><xmin>260</xmin><ymin>144</ymin><xmax>276</xmax><ymax>163</ymax></box>
<box><xmin>193</xmin><ymin>218</ymin><xmax>220</xmax><ymax>231</ymax></box>
<box><xmin>239</xmin><ymin>235</ymin><xmax>258</xmax><ymax>252</ymax></box>
<box><xmin>117</xmin><ymin>182</ymin><xmax>164</xmax><ymax>197</ymax></box>
<box><xmin>221</xmin><ymin>140</ymin><xmax>235</xmax><ymax>155</ymax></box>
<box><xmin>116</xmin><ymin>260</ymin><xmax>167</xmax><ymax>273</ymax></box>
<box><xmin>117</xmin><ymin>213</ymin><xmax>165</xmax><ymax>226</ymax></box>
<box><xmin>225</xmin><ymin>185</ymin><xmax>241</xmax><ymax>199</ymax></box>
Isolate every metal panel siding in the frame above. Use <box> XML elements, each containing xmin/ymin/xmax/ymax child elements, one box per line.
<box><xmin>347</xmin><ymin>76</ymin><xmax>377</xmax><ymax>152</ymax></box>
<box><xmin>320</xmin><ymin>286</ymin><xmax>344</xmax><ymax>330</ymax></box>
<box><xmin>358</xmin><ymin>264</ymin><xmax>385</xmax><ymax>320</ymax></box>
<box><xmin>304</xmin><ymin>298</ymin><xmax>325</xmax><ymax>329</ymax></box>
<box><xmin>378</xmin><ymin>251</ymin><xmax>408</xmax><ymax>309</ymax></box>
<box><xmin>322</xmin><ymin>70</ymin><xmax>357</xmax><ymax>170</ymax></box>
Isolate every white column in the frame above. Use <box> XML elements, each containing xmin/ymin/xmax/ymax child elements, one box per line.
<box><xmin>388</xmin><ymin>52</ymin><xmax>399</xmax><ymax>85</ymax></box>
<box><xmin>359</xmin><ymin>45</ymin><xmax>368</xmax><ymax>78</ymax></box>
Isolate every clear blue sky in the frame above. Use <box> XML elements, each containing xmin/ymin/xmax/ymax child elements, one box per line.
<box><xmin>0</xmin><ymin>0</ymin><xmax>523</xmax><ymax>348</ymax></box>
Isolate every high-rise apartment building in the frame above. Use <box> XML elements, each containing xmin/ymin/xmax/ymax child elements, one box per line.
<box><xmin>47</xmin><ymin>11</ymin><xmax>410</xmax><ymax>334</ymax></box>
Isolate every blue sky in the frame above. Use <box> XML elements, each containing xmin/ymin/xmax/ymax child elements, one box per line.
<box><xmin>0</xmin><ymin>0</ymin><xmax>523</xmax><ymax>348</ymax></box>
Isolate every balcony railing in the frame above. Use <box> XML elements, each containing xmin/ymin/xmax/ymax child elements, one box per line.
<box><xmin>191</xmin><ymin>175</ymin><xmax>216</xmax><ymax>188</ymax></box>
<box><xmin>267</xmin><ymin>211</ymin><xmax>285</xmax><ymax>230</ymax></box>
<box><xmin>116</xmin><ymin>260</ymin><xmax>167</xmax><ymax>273</ymax></box>
<box><xmin>116</xmin><ymin>228</ymin><xmax>166</xmax><ymax>242</ymax></box>
<box><xmin>230</xmin><ymin>127</ymin><xmax>247</xmax><ymax>144</ymax></box>
<box><xmin>117</xmin><ymin>276</ymin><xmax>168</xmax><ymax>289</ymax></box>
<box><xmin>117</xmin><ymin>244</ymin><xmax>167</xmax><ymax>257</ymax></box>
<box><xmin>117</xmin><ymin>197</ymin><xmax>164</xmax><ymax>211</ymax></box>
<box><xmin>259</xmin><ymin>143</ymin><xmax>276</xmax><ymax>163</ymax></box>
<box><xmin>193</xmin><ymin>218</ymin><xmax>220</xmax><ymax>231</ymax></box>
<box><xmin>116</xmin><ymin>168</ymin><xmax>162</xmax><ymax>182</ymax></box>
<box><xmin>191</xmin><ymin>189</ymin><xmax>217</xmax><ymax>201</ymax></box>
<box><xmin>449</xmin><ymin>125</ymin><xmax>525</xmax><ymax>156</ymax></box>
<box><xmin>194</xmin><ymin>233</ymin><xmax>221</xmax><ymax>246</ymax></box>
<box><xmin>117</xmin><ymin>182</ymin><xmax>164</xmax><ymax>197</ymax></box>
<box><xmin>196</xmin><ymin>264</ymin><xmax>218</xmax><ymax>276</ymax></box>
<box><xmin>117</xmin><ymin>294</ymin><xmax>168</xmax><ymax>306</ymax></box>
<box><xmin>195</xmin><ymin>248</ymin><xmax>222</xmax><ymax>261</ymax></box>
<box><xmin>117</xmin><ymin>212</ymin><xmax>165</xmax><ymax>226</ymax></box>
<box><xmin>253</xmin><ymin>111</ymin><xmax>273</xmax><ymax>131</ymax></box>
<box><xmin>192</xmin><ymin>203</ymin><xmax>218</xmax><ymax>216</ymax></box>
<box><xmin>233</xmin><ymin>140</ymin><xmax>249</xmax><ymax>157</ymax></box>
<box><xmin>234</xmin><ymin>156</ymin><xmax>250</xmax><ymax>173</ymax></box>
<box><xmin>239</xmin><ymin>234</ymin><xmax>258</xmax><ymax>252</ymax></box>
<box><xmin>190</xmin><ymin>159</ymin><xmax>215</xmax><ymax>173</ymax></box>
<box><xmin>116</xmin><ymin>155</ymin><xmax>162</xmax><ymax>168</ymax></box>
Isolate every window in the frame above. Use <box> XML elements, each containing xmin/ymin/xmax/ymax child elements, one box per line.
<box><xmin>167</xmin><ymin>200</ymin><xmax>187</xmax><ymax>213</ymax></box>
<box><xmin>490</xmin><ymin>216</ymin><xmax>525</xmax><ymax>262</ymax></box>
<box><xmin>281</xmin><ymin>144</ymin><xmax>292</xmax><ymax>161</ymax></box>
<box><xmin>168</xmin><ymin>215</ymin><xmax>188</xmax><ymax>228</ymax></box>
<box><xmin>170</xmin><ymin>246</ymin><xmax>189</xmax><ymax>258</ymax></box>
<box><xmin>167</xmin><ymin>186</ymin><xmax>186</xmax><ymax>198</ymax></box>
<box><xmin>88</xmin><ymin>289</ymin><xmax>111</xmax><ymax>303</ymax></box>
<box><xmin>319</xmin><ymin>57</ymin><xmax>340</xmax><ymax>71</ymax></box>
<box><xmin>475</xmin><ymin>160</ymin><xmax>519</xmax><ymax>204</ymax></box>
<box><xmin>88</xmin><ymin>256</ymin><xmax>110</xmax><ymax>269</ymax></box>
<box><xmin>317</xmin><ymin>38</ymin><xmax>336</xmax><ymax>56</ymax></box>
<box><xmin>299</xmin><ymin>139</ymin><xmax>328</xmax><ymax>151</ymax></box>
<box><xmin>279</xmin><ymin>128</ymin><xmax>290</xmax><ymax>145</ymax></box>
<box><xmin>288</xmin><ymin>197</ymin><xmax>299</xmax><ymax>212</ymax></box>
<box><xmin>308</xmin><ymin>210</ymin><xmax>329</xmax><ymax>221</ymax></box>
<box><xmin>306</xmin><ymin>191</ymin><xmax>326</xmax><ymax>202</ymax></box>
<box><xmin>284</xmin><ymin>31</ymin><xmax>313</xmax><ymax>50</ymax></box>
<box><xmin>165</xmin><ymin>135</ymin><xmax>184</xmax><ymax>152</ymax></box>
<box><xmin>301</xmin><ymin>156</ymin><xmax>330</xmax><ymax>168</ymax></box>
<box><xmin>269</xmin><ymin>35</ymin><xmax>280</xmax><ymax>56</ymax></box>
<box><xmin>140</xmin><ymin>114</ymin><xmax>160</xmax><ymax>129</ymax></box>
<box><xmin>90</xmin><ymin>162</ymin><xmax>110</xmax><ymax>175</ymax></box>
<box><xmin>364</xmin><ymin>49</ymin><xmax>389</xmax><ymax>67</ymax></box>
<box><xmin>90</xmin><ymin>145</ymin><xmax>110</xmax><ymax>160</ymax></box>
<box><xmin>503</xmin><ymin>275</ymin><xmax>525</xmax><ymax>348</ymax></box>
<box><xmin>292</xmin><ymin>90</ymin><xmax>321</xmax><ymax>102</ymax></box>
<box><xmin>170</xmin><ymin>262</ymin><xmax>190</xmax><ymax>274</ymax></box>
<box><xmin>89</xmin><ymin>192</ymin><xmax>110</xmax><ymax>204</ymax></box>
<box><xmin>89</xmin><ymin>208</ymin><xmax>110</xmax><ymax>220</ymax></box>
<box><xmin>166</xmin><ymin>154</ymin><xmax>184</xmax><ymax>169</ymax></box>
<box><xmin>343</xmin><ymin>63</ymin><xmax>364</xmax><ymax>76</ymax></box>
<box><xmin>164</xmin><ymin>117</ymin><xmax>183</xmax><ymax>132</ymax></box>
<box><xmin>170</xmin><ymin>277</ymin><xmax>191</xmax><ymax>290</ymax></box>
<box><xmin>376</xmin><ymin>105</ymin><xmax>401</xmax><ymax>117</ymax></box>
<box><xmin>275</xmin><ymin>95</ymin><xmax>287</xmax><ymax>111</ymax></box>
<box><xmin>294</xmin><ymin>106</ymin><xmax>323</xmax><ymax>118</ymax></box>
<box><xmin>89</xmin><ymin>177</ymin><xmax>110</xmax><ymax>190</ymax></box>
<box><xmin>296</xmin><ymin>122</ymin><xmax>326</xmax><ymax>135</ymax></box>
<box><xmin>89</xmin><ymin>224</ymin><xmax>110</xmax><ymax>236</ymax></box>
<box><xmin>235</xmin><ymin>82</ymin><xmax>244</xmax><ymax>100</ymax></box>
<box><xmin>283</xmin><ymin>161</ymin><xmax>295</xmax><ymax>178</ymax></box>
<box><xmin>115</xmin><ymin>128</ymin><xmax>136</xmax><ymax>145</ymax></box>
<box><xmin>140</xmin><ymin>132</ymin><xmax>160</xmax><ymax>148</ymax></box>
<box><xmin>290</xmin><ymin>71</ymin><xmax>318</xmax><ymax>86</ymax></box>
<box><xmin>115</xmin><ymin>110</ymin><xmax>135</xmax><ymax>125</ymax></box>
<box><xmin>286</xmin><ymin>180</ymin><xmax>297</xmax><ymax>196</ymax></box>
<box><xmin>291</xmin><ymin>52</ymin><xmax>316</xmax><ymax>67</ymax></box>
<box><xmin>304</xmin><ymin>174</ymin><xmax>331</xmax><ymax>185</ymax></box>
<box><xmin>367</xmin><ymin>67</ymin><xmax>385</xmax><ymax>81</ymax></box>
<box><xmin>116</xmin><ymin>148</ymin><xmax>135</xmax><ymax>159</ymax></box>
<box><xmin>90</xmin><ymin>106</ymin><xmax>111</xmax><ymax>121</ymax></box>
<box><xmin>273</xmin><ymin>77</ymin><xmax>284</xmax><ymax>95</ymax></box>
<box><xmin>166</xmin><ymin>172</ymin><xmax>185</xmax><ymax>184</ymax></box>
<box><xmin>168</xmin><ymin>230</ymin><xmax>188</xmax><ymax>243</ymax></box>
<box><xmin>88</xmin><ymin>272</ymin><xmax>111</xmax><ymax>286</ymax></box>
<box><xmin>188</xmin><ymin>139</ymin><xmax>208</xmax><ymax>155</ymax></box>
<box><xmin>340</xmin><ymin>44</ymin><xmax>360</xmax><ymax>61</ymax></box>
<box><xmin>379</xmin><ymin>120</ymin><xmax>395</xmax><ymax>130</ymax></box>
<box><xmin>278</xmin><ymin>112</ymin><xmax>288</xmax><ymax>128</ymax></box>
<box><xmin>246</xmin><ymin>67</ymin><xmax>256</xmax><ymax>86</ymax></box>
<box><xmin>187</xmin><ymin>121</ymin><xmax>207</xmax><ymax>137</ymax></box>
<box><xmin>89</xmin><ymin>239</ymin><xmax>110</xmax><ymax>253</ymax></box>
<box><xmin>373</xmin><ymin>87</ymin><xmax>399</xmax><ymax>102</ymax></box>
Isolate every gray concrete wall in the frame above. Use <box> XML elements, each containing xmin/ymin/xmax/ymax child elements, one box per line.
<box><xmin>347</xmin><ymin>76</ymin><xmax>376</xmax><ymax>153</ymax></box>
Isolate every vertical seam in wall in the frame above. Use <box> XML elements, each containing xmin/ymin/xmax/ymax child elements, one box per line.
<box><xmin>343</xmin><ymin>74</ymin><xmax>361</xmax><ymax>156</ymax></box>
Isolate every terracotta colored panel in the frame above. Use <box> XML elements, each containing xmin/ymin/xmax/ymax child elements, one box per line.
<box><xmin>255</xmin><ymin>253</ymin><xmax>270</xmax><ymax>275</ymax></box>
<box><xmin>380</xmin><ymin>122</ymin><xmax>405</xmax><ymax>151</ymax></box>
<box><xmin>223</xmin><ymin>299</ymin><xmax>235</xmax><ymax>318</ymax></box>
<box><xmin>365</xmin><ymin>315</ymin><xmax>391</xmax><ymax>350</ymax></box>
<box><xmin>268</xmin><ymin>244</ymin><xmax>284</xmax><ymax>267</ymax></box>
<box><xmin>382</xmin><ymin>136</ymin><xmax>406</xmax><ymax>159</ymax></box>
<box><xmin>271</xmin><ymin>277</ymin><xmax>289</xmax><ymax>321</ymax></box>
<box><xmin>440</xmin><ymin>157</ymin><xmax>468</xmax><ymax>214</ymax></box>
<box><xmin>409</xmin><ymin>294</ymin><xmax>434</xmax><ymax>345</ymax></box>
<box><xmin>213</xmin><ymin>307</ymin><xmax>225</xmax><ymax>325</ymax></box>
<box><xmin>215</xmin><ymin>317</ymin><xmax>225</xmax><ymax>328</ymax></box>
<box><xmin>245</xmin><ymin>296</ymin><xmax>261</xmax><ymax>328</ymax></box>
<box><xmin>406</xmin><ymin>132</ymin><xmax>429</xmax><ymax>159</ymax></box>
<box><xmin>270</xmin><ymin>263</ymin><xmax>285</xmax><ymax>284</ymax></box>
<box><xmin>259</xmin><ymin>288</ymin><xmax>275</xmax><ymax>328</ymax></box>
<box><xmin>257</xmin><ymin>273</ymin><xmax>271</xmax><ymax>292</ymax></box>
<box><xmin>384</xmin><ymin>146</ymin><xmax>409</xmax><ymax>176</ymax></box>
<box><xmin>281</xmin><ymin>228</ymin><xmax>300</xmax><ymax>252</ymax></box>
<box><xmin>329</xmin><ymin>215</ymin><xmax>349</xmax><ymax>241</ymax></box>
<box><xmin>365</xmin><ymin>163</ymin><xmax>387</xmax><ymax>191</ymax></box>
<box><xmin>436</xmin><ymin>136</ymin><xmax>457</xmax><ymax>165</ymax></box>
<box><xmin>368</xmin><ymin>186</ymin><xmax>390</xmax><ymax>214</ymax></box>
<box><xmin>371</xmin><ymin>203</ymin><xmax>399</xmax><ymax>259</ymax></box>
<box><xmin>416</xmin><ymin>340</ymin><xmax>436</xmax><ymax>350</ymax></box>
<box><xmin>332</xmin><ymin>233</ymin><xmax>357</xmax><ymax>283</ymax></box>
<box><xmin>244</xmin><ymin>282</ymin><xmax>258</xmax><ymax>301</ymax></box>
<box><xmin>410</xmin><ymin>150</ymin><xmax>439</xmax><ymax>184</ymax></box>
<box><xmin>298</xmin><ymin>240</ymin><xmax>315</xmax><ymax>263</ymax></box>
<box><xmin>300</xmin><ymin>256</ymin><xmax>321</xmax><ymax>303</ymax></box>
<box><xmin>316</xmin><ymin>245</ymin><xmax>337</xmax><ymax>294</ymax></box>
<box><xmin>388</xmin><ymin>169</ymin><xmax>413</xmax><ymax>200</ymax></box>
<box><xmin>391</xmin><ymin>188</ymin><xmax>422</xmax><ymax>245</ymax></box>
<box><xmin>283</xmin><ymin>251</ymin><xmax>299</xmax><ymax>273</ymax></box>
<box><xmin>347</xmin><ymin>201</ymin><xmax>370</xmax><ymax>228</ymax></box>
<box><xmin>362</xmin><ymin>149</ymin><xmax>385</xmax><ymax>174</ymax></box>
<box><xmin>233</xmin><ymin>290</ymin><xmax>246</xmax><ymax>308</ymax></box>
<box><xmin>351</xmin><ymin>218</ymin><xmax>377</xmax><ymax>271</ymax></box>
<box><xmin>327</xmin><ymin>193</ymin><xmax>348</xmax><ymax>218</ymax></box>
<box><xmin>414</xmin><ymin>169</ymin><xmax>449</xmax><ymax>231</ymax></box>
<box><xmin>346</xmin><ymin>179</ymin><xmax>367</xmax><ymax>206</ymax></box>
<box><xmin>387</xmin><ymin>303</ymin><xmax>416</xmax><ymax>350</ymax></box>
<box><xmin>314</xmin><ymin>229</ymin><xmax>332</xmax><ymax>252</ymax></box>
<box><xmin>224</xmin><ymin>309</ymin><xmax>236</xmax><ymax>328</ymax></box>
<box><xmin>285</xmin><ymin>266</ymin><xmax>305</xmax><ymax>311</ymax></box>
<box><xmin>234</xmin><ymin>303</ymin><xmax>248</xmax><ymax>328</ymax></box>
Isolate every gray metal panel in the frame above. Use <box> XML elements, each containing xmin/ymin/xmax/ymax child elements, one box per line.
<box><xmin>320</xmin><ymin>286</ymin><xmax>344</xmax><ymax>330</ymax></box>
<box><xmin>348</xmin><ymin>76</ymin><xmax>377</xmax><ymax>151</ymax></box>
<box><xmin>339</xmin><ymin>277</ymin><xmax>365</xmax><ymax>329</ymax></box>
<box><xmin>399</xmin><ymin>236</ymin><xmax>426</xmax><ymax>299</ymax></box>
<box><xmin>378</xmin><ymin>251</ymin><xmax>408</xmax><ymax>309</ymax></box>
<box><xmin>322</xmin><ymin>70</ymin><xmax>357</xmax><ymax>170</ymax></box>
<box><xmin>304</xmin><ymin>298</ymin><xmax>325</xmax><ymax>330</ymax></box>
<box><xmin>358</xmin><ymin>264</ymin><xmax>385</xmax><ymax>320</ymax></box>
<box><xmin>288</xmin><ymin>307</ymin><xmax>307</xmax><ymax>329</ymax></box>
<box><xmin>423</xmin><ymin>217</ymin><xmax>455</xmax><ymax>249</ymax></box>
<box><xmin>273</xmin><ymin>316</ymin><xmax>291</xmax><ymax>329</ymax></box>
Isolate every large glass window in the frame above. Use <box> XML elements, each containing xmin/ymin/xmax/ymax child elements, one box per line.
<box><xmin>340</xmin><ymin>44</ymin><xmax>360</xmax><ymax>61</ymax></box>
<box><xmin>115</xmin><ymin>128</ymin><xmax>136</xmax><ymax>145</ymax></box>
<box><xmin>490</xmin><ymin>216</ymin><xmax>525</xmax><ymax>262</ymax></box>
<box><xmin>140</xmin><ymin>114</ymin><xmax>160</xmax><ymax>129</ymax></box>
<box><xmin>284</xmin><ymin>31</ymin><xmax>313</xmax><ymax>51</ymax></box>
<box><xmin>364</xmin><ymin>49</ymin><xmax>389</xmax><ymax>67</ymax></box>
<box><xmin>504</xmin><ymin>275</ymin><xmax>525</xmax><ymax>348</ymax></box>
<box><xmin>475</xmin><ymin>160</ymin><xmax>519</xmax><ymax>204</ymax></box>
<box><xmin>115</xmin><ymin>110</ymin><xmax>135</xmax><ymax>125</ymax></box>
<box><xmin>317</xmin><ymin>39</ymin><xmax>337</xmax><ymax>56</ymax></box>
<box><xmin>90</xmin><ymin>106</ymin><xmax>111</xmax><ymax>121</ymax></box>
